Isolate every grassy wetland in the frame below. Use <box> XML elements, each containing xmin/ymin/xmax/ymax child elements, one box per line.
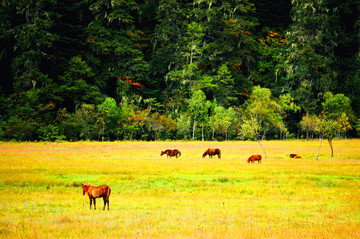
<box><xmin>0</xmin><ymin>140</ymin><xmax>359</xmax><ymax>238</ymax></box>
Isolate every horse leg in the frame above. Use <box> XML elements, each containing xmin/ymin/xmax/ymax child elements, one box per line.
<box><xmin>103</xmin><ymin>198</ymin><xmax>106</xmax><ymax>210</ymax></box>
<box><xmin>106</xmin><ymin>198</ymin><xmax>110</xmax><ymax>210</ymax></box>
<box><xmin>93</xmin><ymin>198</ymin><xmax>96</xmax><ymax>210</ymax></box>
<box><xmin>89</xmin><ymin>196</ymin><xmax>92</xmax><ymax>210</ymax></box>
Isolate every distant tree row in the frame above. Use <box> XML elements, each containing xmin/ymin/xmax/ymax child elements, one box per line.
<box><xmin>0</xmin><ymin>0</ymin><xmax>359</xmax><ymax>141</ymax></box>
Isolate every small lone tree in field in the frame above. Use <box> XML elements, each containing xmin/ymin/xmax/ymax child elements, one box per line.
<box><xmin>316</xmin><ymin>92</ymin><xmax>352</xmax><ymax>159</ymax></box>
<box><xmin>317</xmin><ymin>113</ymin><xmax>351</xmax><ymax>158</ymax></box>
<box><xmin>238</xmin><ymin>86</ymin><xmax>288</xmax><ymax>158</ymax></box>
<box><xmin>238</xmin><ymin>117</ymin><xmax>267</xmax><ymax>159</ymax></box>
<box><xmin>317</xmin><ymin>118</ymin><xmax>338</xmax><ymax>158</ymax></box>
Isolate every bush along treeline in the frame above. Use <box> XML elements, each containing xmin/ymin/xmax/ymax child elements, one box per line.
<box><xmin>0</xmin><ymin>0</ymin><xmax>359</xmax><ymax>141</ymax></box>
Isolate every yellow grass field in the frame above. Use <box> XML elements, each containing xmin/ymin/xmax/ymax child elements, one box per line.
<box><xmin>0</xmin><ymin>140</ymin><xmax>359</xmax><ymax>238</ymax></box>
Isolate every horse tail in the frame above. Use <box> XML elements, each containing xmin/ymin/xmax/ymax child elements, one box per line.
<box><xmin>178</xmin><ymin>150</ymin><xmax>181</xmax><ymax>157</ymax></box>
<box><xmin>106</xmin><ymin>186</ymin><xmax>111</xmax><ymax>198</ymax></box>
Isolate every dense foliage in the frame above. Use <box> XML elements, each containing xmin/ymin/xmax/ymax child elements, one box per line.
<box><xmin>0</xmin><ymin>0</ymin><xmax>359</xmax><ymax>141</ymax></box>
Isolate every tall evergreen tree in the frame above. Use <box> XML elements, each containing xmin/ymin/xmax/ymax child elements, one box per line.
<box><xmin>6</xmin><ymin>0</ymin><xmax>58</xmax><ymax>92</ymax></box>
<box><xmin>193</xmin><ymin>0</ymin><xmax>258</xmax><ymax>101</ymax></box>
<box><xmin>0</xmin><ymin>0</ymin><xmax>61</xmax><ymax>137</ymax></box>
<box><xmin>152</xmin><ymin>0</ymin><xmax>193</xmax><ymax>107</ymax></box>
<box><xmin>326</xmin><ymin>0</ymin><xmax>360</xmax><ymax>118</ymax></box>
<box><xmin>285</xmin><ymin>0</ymin><xmax>334</xmax><ymax>113</ymax></box>
<box><xmin>85</xmin><ymin>0</ymin><xmax>149</xmax><ymax>101</ymax></box>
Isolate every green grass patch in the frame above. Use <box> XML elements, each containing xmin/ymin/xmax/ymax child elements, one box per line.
<box><xmin>0</xmin><ymin>140</ymin><xmax>359</xmax><ymax>238</ymax></box>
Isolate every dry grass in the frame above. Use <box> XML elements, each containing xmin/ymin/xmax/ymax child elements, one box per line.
<box><xmin>0</xmin><ymin>139</ymin><xmax>359</xmax><ymax>238</ymax></box>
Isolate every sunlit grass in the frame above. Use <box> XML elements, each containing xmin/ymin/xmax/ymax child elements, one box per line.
<box><xmin>0</xmin><ymin>140</ymin><xmax>359</xmax><ymax>238</ymax></box>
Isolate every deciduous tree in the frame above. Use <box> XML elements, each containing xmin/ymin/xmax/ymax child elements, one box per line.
<box><xmin>188</xmin><ymin>90</ymin><xmax>210</xmax><ymax>140</ymax></box>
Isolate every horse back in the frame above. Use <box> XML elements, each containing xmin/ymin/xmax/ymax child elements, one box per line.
<box><xmin>248</xmin><ymin>155</ymin><xmax>255</xmax><ymax>161</ymax></box>
<box><xmin>248</xmin><ymin>154</ymin><xmax>261</xmax><ymax>162</ymax></box>
<box><xmin>165</xmin><ymin>149</ymin><xmax>173</xmax><ymax>155</ymax></box>
<box><xmin>90</xmin><ymin>185</ymin><xmax>111</xmax><ymax>198</ymax></box>
<box><xmin>170</xmin><ymin>149</ymin><xmax>180</xmax><ymax>156</ymax></box>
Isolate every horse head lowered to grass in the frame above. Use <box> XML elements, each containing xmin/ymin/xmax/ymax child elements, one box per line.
<box><xmin>247</xmin><ymin>155</ymin><xmax>262</xmax><ymax>163</ymax></box>
<box><xmin>82</xmin><ymin>183</ymin><xmax>111</xmax><ymax>210</ymax></box>
<box><xmin>202</xmin><ymin>148</ymin><xmax>221</xmax><ymax>159</ymax></box>
<box><xmin>160</xmin><ymin>149</ymin><xmax>181</xmax><ymax>158</ymax></box>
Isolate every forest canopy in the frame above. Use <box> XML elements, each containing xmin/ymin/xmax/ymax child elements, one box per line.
<box><xmin>0</xmin><ymin>0</ymin><xmax>359</xmax><ymax>141</ymax></box>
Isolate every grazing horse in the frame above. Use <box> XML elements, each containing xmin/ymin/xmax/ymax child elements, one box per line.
<box><xmin>202</xmin><ymin>148</ymin><xmax>221</xmax><ymax>159</ymax></box>
<box><xmin>247</xmin><ymin>155</ymin><xmax>262</xmax><ymax>163</ymax></box>
<box><xmin>294</xmin><ymin>155</ymin><xmax>302</xmax><ymax>158</ymax></box>
<box><xmin>82</xmin><ymin>183</ymin><xmax>111</xmax><ymax>210</ymax></box>
<box><xmin>161</xmin><ymin>149</ymin><xmax>181</xmax><ymax>158</ymax></box>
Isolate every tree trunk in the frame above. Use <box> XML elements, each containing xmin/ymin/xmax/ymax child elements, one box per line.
<box><xmin>316</xmin><ymin>135</ymin><xmax>323</xmax><ymax>160</ymax></box>
<box><xmin>328</xmin><ymin>139</ymin><xmax>334</xmax><ymax>157</ymax></box>
<box><xmin>190</xmin><ymin>37</ymin><xmax>194</xmax><ymax>64</ymax></box>
<box><xmin>192</xmin><ymin>115</ymin><xmax>197</xmax><ymax>140</ymax></box>
<box><xmin>201</xmin><ymin>126</ymin><xmax>204</xmax><ymax>141</ymax></box>
<box><xmin>26</xmin><ymin>8</ymin><xmax>31</xmax><ymax>25</ymax></box>
<box><xmin>293</xmin><ymin>57</ymin><xmax>297</xmax><ymax>74</ymax></box>
<box><xmin>256</xmin><ymin>139</ymin><xmax>267</xmax><ymax>159</ymax></box>
<box><xmin>262</xmin><ymin>130</ymin><xmax>266</xmax><ymax>140</ymax></box>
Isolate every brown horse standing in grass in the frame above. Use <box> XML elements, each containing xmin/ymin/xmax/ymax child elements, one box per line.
<box><xmin>161</xmin><ymin>149</ymin><xmax>181</xmax><ymax>158</ymax></box>
<box><xmin>247</xmin><ymin>155</ymin><xmax>262</xmax><ymax>163</ymax></box>
<box><xmin>82</xmin><ymin>184</ymin><xmax>111</xmax><ymax>210</ymax></box>
<box><xmin>202</xmin><ymin>148</ymin><xmax>221</xmax><ymax>159</ymax></box>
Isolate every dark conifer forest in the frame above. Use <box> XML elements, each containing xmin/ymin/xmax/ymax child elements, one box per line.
<box><xmin>0</xmin><ymin>0</ymin><xmax>359</xmax><ymax>141</ymax></box>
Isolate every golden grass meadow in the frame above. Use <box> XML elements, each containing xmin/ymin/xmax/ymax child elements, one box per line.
<box><xmin>0</xmin><ymin>139</ymin><xmax>359</xmax><ymax>238</ymax></box>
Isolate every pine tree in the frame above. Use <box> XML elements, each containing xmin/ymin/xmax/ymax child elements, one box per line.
<box><xmin>285</xmin><ymin>0</ymin><xmax>336</xmax><ymax>113</ymax></box>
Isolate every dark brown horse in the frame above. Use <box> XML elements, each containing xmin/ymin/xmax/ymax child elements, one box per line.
<box><xmin>160</xmin><ymin>149</ymin><xmax>181</xmax><ymax>158</ymax></box>
<box><xmin>247</xmin><ymin>155</ymin><xmax>262</xmax><ymax>163</ymax></box>
<box><xmin>82</xmin><ymin>183</ymin><xmax>111</xmax><ymax>210</ymax></box>
<box><xmin>202</xmin><ymin>148</ymin><xmax>221</xmax><ymax>159</ymax></box>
